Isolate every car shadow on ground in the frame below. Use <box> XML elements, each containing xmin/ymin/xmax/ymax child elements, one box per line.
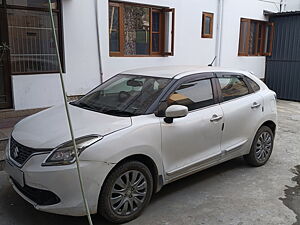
<box><xmin>0</xmin><ymin>157</ymin><xmax>248</xmax><ymax>225</ymax></box>
<box><xmin>151</xmin><ymin>157</ymin><xmax>247</xmax><ymax>204</ymax></box>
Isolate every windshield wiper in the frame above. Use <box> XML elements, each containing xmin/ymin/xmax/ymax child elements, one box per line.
<box><xmin>101</xmin><ymin>109</ymin><xmax>137</xmax><ymax>117</ymax></box>
<box><xmin>70</xmin><ymin>101</ymin><xmax>100</xmax><ymax>112</ymax></box>
<box><xmin>71</xmin><ymin>102</ymin><xmax>138</xmax><ymax>116</ymax></box>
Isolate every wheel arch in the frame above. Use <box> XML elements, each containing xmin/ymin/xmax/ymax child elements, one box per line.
<box><xmin>99</xmin><ymin>153</ymin><xmax>163</xmax><ymax>207</ymax></box>
<box><xmin>245</xmin><ymin>119</ymin><xmax>277</xmax><ymax>156</ymax></box>
<box><xmin>116</xmin><ymin>154</ymin><xmax>162</xmax><ymax>194</ymax></box>
<box><xmin>97</xmin><ymin>153</ymin><xmax>163</xmax><ymax>214</ymax></box>
<box><xmin>260</xmin><ymin>120</ymin><xmax>276</xmax><ymax>136</ymax></box>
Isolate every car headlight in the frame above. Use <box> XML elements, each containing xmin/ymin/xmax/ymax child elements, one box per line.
<box><xmin>42</xmin><ymin>135</ymin><xmax>102</xmax><ymax>166</ymax></box>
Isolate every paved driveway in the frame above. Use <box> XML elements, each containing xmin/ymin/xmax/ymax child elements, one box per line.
<box><xmin>0</xmin><ymin>100</ymin><xmax>299</xmax><ymax>225</ymax></box>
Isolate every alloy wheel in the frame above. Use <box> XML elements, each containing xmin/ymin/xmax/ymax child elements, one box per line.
<box><xmin>110</xmin><ymin>170</ymin><xmax>148</xmax><ymax>216</ymax></box>
<box><xmin>255</xmin><ymin>131</ymin><xmax>272</xmax><ymax>161</ymax></box>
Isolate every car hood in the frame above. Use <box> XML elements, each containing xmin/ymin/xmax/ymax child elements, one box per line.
<box><xmin>12</xmin><ymin>104</ymin><xmax>132</xmax><ymax>149</ymax></box>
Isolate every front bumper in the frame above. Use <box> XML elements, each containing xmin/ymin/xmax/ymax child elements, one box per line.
<box><xmin>5</xmin><ymin>153</ymin><xmax>115</xmax><ymax>216</ymax></box>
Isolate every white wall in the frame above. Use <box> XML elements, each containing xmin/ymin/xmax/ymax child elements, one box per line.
<box><xmin>12</xmin><ymin>74</ymin><xmax>64</xmax><ymax>109</ymax></box>
<box><xmin>12</xmin><ymin>0</ymin><xmax>281</xmax><ymax>110</ymax></box>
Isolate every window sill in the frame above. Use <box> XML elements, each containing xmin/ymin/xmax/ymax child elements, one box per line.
<box><xmin>201</xmin><ymin>35</ymin><xmax>213</xmax><ymax>39</ymax></box>
<box><xmin>238</xmin><ymin>54</ymin><xmax>270</xmax><ymax>57</ymax></box>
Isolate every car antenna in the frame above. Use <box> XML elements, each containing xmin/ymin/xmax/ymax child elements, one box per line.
<box><xmin>208</xmin><ymin>56</ymin><xmax>217</xmax><ymax>66</ymax></box>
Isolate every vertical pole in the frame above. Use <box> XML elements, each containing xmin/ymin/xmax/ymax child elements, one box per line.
<box><xmin>215</xmin><ymin>0</ymin><xmax>224</xmax><ymax>66</ymax></box>
<box><xmin>95</xmin><ymin>0</ymin><xmax>103</xmax><ymax>83</ymax></box>
<box><xmin>47</xmin><ymin>1</ymin><xmax>94</xmax><ymax>225</ymax></box>
<box><xmin>280</xmin><ymin>0</ymin><xmax>282</xmax><ymax>12</ymax></box>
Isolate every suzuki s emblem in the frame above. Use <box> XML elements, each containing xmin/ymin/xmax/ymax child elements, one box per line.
<box><xmin>13</xmin><ymin>147</ymin><xmax>19</xmax><ymax>158</ymax></box>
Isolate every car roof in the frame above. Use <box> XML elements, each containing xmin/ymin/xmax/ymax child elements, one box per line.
<box><xmin>120</xmin><ymin>66</ymin><xmax>250</xmax><ymax>79</ymax></box>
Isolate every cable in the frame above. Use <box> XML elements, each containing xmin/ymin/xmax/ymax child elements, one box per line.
<box><xmin>47</xmin><ymin>1</ymin><xmax>94</xmax><ymax>225</ymax></box>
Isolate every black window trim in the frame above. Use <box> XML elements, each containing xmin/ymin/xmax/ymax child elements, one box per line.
<box><xmin>153</xmin><ymin>72</ymin><xmax>219</xmax><ymax>117</ymax></box>
<box><xmin>215</xmin><ymin>72</ymin><xmax>253</xmax><ymax>103</ymax></box>
<box><xmin>243</xmin><ymin>76</ymin><xmax>261</xmax><ymax>93</ymax></box>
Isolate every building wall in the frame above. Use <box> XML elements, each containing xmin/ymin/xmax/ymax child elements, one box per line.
<box><xmin>99</xmin><ymin>0</ymin><xmax>279</xmax><ymax>78</ymax></box>
<box><xmin>220</xmin><ymin>0</ymin><xmax>278</xmax><ymax>78</ymax></box>
<box><xmin>12</xmin><ymin>0</ymin><xmax>281</xmax><ymax>110</ymax></box>
<box><xmin>100</xmin><ymin>0</ymin><xmax>219</xmax><ymax>79</ymax></box>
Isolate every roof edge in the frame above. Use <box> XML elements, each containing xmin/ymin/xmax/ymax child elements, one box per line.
<box><xmin>264</xmin><ymin>10</ymin><xmax>300</xmax><ymax>17</ymax></box>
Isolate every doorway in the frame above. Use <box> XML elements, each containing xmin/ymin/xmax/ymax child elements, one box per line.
<box><xmin>0</xmin><ymin>3</ymin><xmax>12</xmax><ymax>109</ymax></box>
<box><xmin>265</xmin><ymin>12</ymin><xmax>300</xmax><ymax>102</ymax></box>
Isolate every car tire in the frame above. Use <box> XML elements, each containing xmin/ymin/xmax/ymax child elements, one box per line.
<box><xmin>99</xmin><ymin>161</ymin><xmax>153</xmax><ymax>224</ymax></box>
<box><xmin>244</xmin><ymin>126</ymin><xmax>274</xmax><ymax>167</ymax></box>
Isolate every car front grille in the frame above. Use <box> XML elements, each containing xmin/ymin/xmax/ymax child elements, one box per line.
<box><xmin>9</xmin><ymin>137</ymin><xmax>51</xmax><ymax>167</ymax></box>
<box><xmin>12</xmin><ymin>179</ymin><xmax>61</xmax><ymax>206</ymax></box>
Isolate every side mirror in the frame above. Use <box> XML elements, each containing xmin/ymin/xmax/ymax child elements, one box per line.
<box><xmin>164</xmin><ymin>105</ymin><xmax>188</xmax><ymax>123</ymax></box>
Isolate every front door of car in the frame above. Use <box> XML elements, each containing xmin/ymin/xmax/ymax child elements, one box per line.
<box><xmin>216</xmin><ymin>73</ymin><xmax>264</xmax><ymax>155</ymax></box>
<box><xmin>160</xmin><ymin>76</ymin><xmax>224</xmax><ymax>179</ymax></box>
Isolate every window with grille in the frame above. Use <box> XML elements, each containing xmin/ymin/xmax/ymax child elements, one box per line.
<box><xmin>6</xmin><ymin>0</ymin><xmax>64</xmax><ymax>74</ymax></box>
<box><xmin>238</xmin><ymin>18</ymin><xmax>274</xmax><ymax>56</ymax></box>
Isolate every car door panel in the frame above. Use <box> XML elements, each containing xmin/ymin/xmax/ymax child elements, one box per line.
<box><xmin>217</xmin><ymin>74</ymin><xmax>264</xmax><ymax>155</ymax></box>
<box><xmin>221</xmin><ymin>94</ymin><xmax>263</xmax><ymax>153</ymax></box>
<box><xmin>161</xmin><ymin>105</ymin><xmax>224</xmax><ymax>175</ymax></box>
<box><xmin>159</xmin><ymin>77</ymin><xmax>223</xmax><ymax>178</ymax></box>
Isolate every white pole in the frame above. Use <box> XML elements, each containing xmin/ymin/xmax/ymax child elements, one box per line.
<box><xmin>47</xmin><ymin>1</ymin><xmax>94</xmax><ymax>225</ymax></box>
<box><xmin>215</xmin><ymin>0</ymin><xmax>224</xmax><ymax>66</ymax></box>
<box><xmin>95</xmin><ymin>0</ymin><xmax>104</xmax><ymax>83</ymax></box>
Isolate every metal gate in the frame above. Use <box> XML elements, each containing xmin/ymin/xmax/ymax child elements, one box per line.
<box><xmin>265</xmin><ymin>12</ymin><xmax>300</xmax><ymax>101</ymax></box>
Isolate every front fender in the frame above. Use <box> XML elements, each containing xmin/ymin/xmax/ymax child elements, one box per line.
<box><xmin>80</xmin><ymin>114</ymin><xmax>164</xmax><ymax>179</ymax></box>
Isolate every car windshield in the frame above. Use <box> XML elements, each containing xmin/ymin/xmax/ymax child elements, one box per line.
<box><xmin>71</xmin><ymin>74</ymin><xmax>171</xmax><ymax>116</ymax></box>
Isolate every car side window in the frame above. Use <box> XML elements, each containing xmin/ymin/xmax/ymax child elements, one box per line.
<box><xmin>218</xmin><ymin>76</ymin><xmax>249</xmax><ymax>101</ymax></box>
<box><xmin>167</xmin><ymin>79</ymin><xmax>214</xmax><ymax>111</ymax></box>
<box><xmin>245</xmin><ymin>77</ymin><xmax>260</xmax><ymax>92</ymax></box>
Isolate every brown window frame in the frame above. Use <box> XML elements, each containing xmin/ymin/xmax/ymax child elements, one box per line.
<box><xmin>109</xmin><ymin>1</ymin><xmax>175</xmax><ymax>57</ymax></box>
<box><xmin>238</xmin><ymin>18</ymin><xmax>274</xmax><ymax>57</ymax></box>
<box><xmin>201</xmin><ymin>12</ymin><xmax>214</xmax><ymax>38</ymax></box>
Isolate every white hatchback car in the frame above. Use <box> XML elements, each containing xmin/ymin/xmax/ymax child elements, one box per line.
<box><xmin>5</xmin><ymin>66</ymin><xmax>277</xmax><ymax>223</ymax></box>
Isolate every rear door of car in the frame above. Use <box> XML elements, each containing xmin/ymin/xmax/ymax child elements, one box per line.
<box><xmin>215</xmin><ymin>72</ymin><xmax>264</xmax><ymax>156</ymax></box>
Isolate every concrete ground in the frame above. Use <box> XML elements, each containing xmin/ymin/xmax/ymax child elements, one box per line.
<box><xmin>0</xmin><ymin>100</ymin><xmax>299</xmax><ymax>225</ymax></box>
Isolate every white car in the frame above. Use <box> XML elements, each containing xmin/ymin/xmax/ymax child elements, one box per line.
<box><xmin>5</xmin><ymin>66</ymin><xmax>277</xmax><ymax>223</ymax></box>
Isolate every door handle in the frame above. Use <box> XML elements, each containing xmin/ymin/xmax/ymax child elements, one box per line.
<box><xmin>251</xmin><ymin>102</ymin><xmax>261</xmax><ymax>109</ymax></box>
<box><xmin>210</xmin><ymin>114</ymin><xmax>223</xmax><ymax>122</ymax></box>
